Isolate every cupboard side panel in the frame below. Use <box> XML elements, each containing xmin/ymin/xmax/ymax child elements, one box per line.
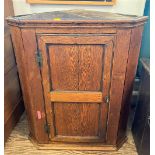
<box><xmin>10</xmin><ymin>26</ymin><xmax>36</xmax><ymax>141</ymax></box>
<box><xmin>117</xmin><ymin>26</ymin><xmax>144</xmax><ymax>143</ymax></box>
<box><xmin>21</xmin><ymin>29</ymin><xmax>49</xmax><ymax>143</ymax></box>
<box><xmin>106</xmin><ymin>29</ymin><xmax>131</xmax><ymax>144</ymax></box>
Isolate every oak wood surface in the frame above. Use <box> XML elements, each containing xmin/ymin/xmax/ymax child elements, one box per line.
<box><xmin>38</xmin><ymin>34</ymin><xmax>114</xmax><ymax>143</ymax></box>
<box><xmin>106</xmin><ymin>29</ymin><xmax>131</xmax><ymax>145</ymax></box>
<box><xmin>10</xmin><ymin>27</ymin><xmax>36</xmax><ymax>141</ymax></box>
<box><xmin>38</xmin><ymin>37</ymin><xmax>56</xmax><ymax>140</ymax></box>
<box><xmin>39</xmin><ymin>35</ymin><xmax>114</xmax><ymax>44</ymax></box>
<box><xmin>49</xmin><ymin>44</ymin><xmax>79</xmax><ymax>91</ymax></box>
<box><xmin>50</xmin><ymin>91</ymin><xmax>103</xmax><ymax>103</ymax></box>
<box><xmin>21</xmin><ymin>29</ymin><xmax>49</xmax><ymax>143</ymax></box>
<box><xmin>7</xmin><ymin>10</ymin><xmax>146</xmax><ymax>150</ymax></box>
<box><xmin>36</xmin><ymin>27</ymin><xmax>116</xmax><ymax>34</ymax></box>
<box><xmin>117</xmin><ymin>26</ymin><xmax>144</xmax><ymax>143</ymax></box>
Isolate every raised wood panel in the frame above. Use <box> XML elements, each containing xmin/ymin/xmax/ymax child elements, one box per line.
<box><xmin>50</xmin><ymin>91</ymin><xmax>102</xmax><ymax>102</ymax></box>
<box><xmin>49</xmin><ymin>45</ymin><xmax>78</xmax><ymax>91</ymax></box>
<box><xmin>79</xmin><ymin>45</ymin><xmax>103</xmax><ymax>91</ymax></box>
<box><xmin>54</xmin><ymin>103</ymin><xmax>100</xmax><ymax>138</ymax></box>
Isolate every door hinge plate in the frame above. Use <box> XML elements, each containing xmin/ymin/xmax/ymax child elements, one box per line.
<box><xmin>36</xmin><ymin>50</ymin><xmax>42</xmax><ymax>67</ymax></box>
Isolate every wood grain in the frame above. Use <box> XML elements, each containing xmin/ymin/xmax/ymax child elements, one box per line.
<box><xmin>117</xmin><ymin>26</ymin><xmax>144</xmax><ymax>143</ymax></box>
<box><xmin>36</xmin><ymin>27</ymin><xmax>116</xmax><ymax>34</ymax></box>
<box><xmin>54</xmin><ymin>103</ymin><xmax>100</xmax><ymax>138</ymax></box>
<box><xmin>50</xmin><ymin>91</ymin><xmax>102</xmax><ymax>102</ymax></box>
<box><xmin>39</xmin><ymin>35</ymin><xmax>114</xmax><ymax>143</ymax></box>
<box><xmin>100</xmin><ymin>41</ymin><xmax>114</xmax><ymax>139</ymax></box>
<box><xmin>49</xmin><ymin>45</ymin><xmax>78</xmax><ymax>91</ymax></box>
<box><xmin>40</xmin><ymin>35</ymin><xmax>114</xmax><ymax>45</ymax></box>
<box><xmin>106</xmin><ymin>29</ymin><xmax>132</xmax><ymax>145</ymax></box>
<box><xmin>7</xmin><ymin>10</ymin><xmax>146</xmax><ymax>149</ymax></box>
<box><xmin>79</xmin><ymin>45</ymin><xmax>103</xmax><ymax>91</ymax></box>
<box><xmin>21</xmin><ymin>29</ymin><xmax>49</xmax><ymax>143</ymax></box>
<box><xmin>10</xmin><ymin>26</ymin><xmax>37</xmax><ymax>141</ymax></box>
<box><xmin>38</xmin><ymin>39</ymin><xmax>55</xmax><ymax>139</ymax></box>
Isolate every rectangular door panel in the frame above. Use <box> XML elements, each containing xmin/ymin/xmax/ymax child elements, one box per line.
<box><xmin>79</xmin><ymin>45</ymin><xmax>104</xmax><ymax>91</ymax></box>
<box><xmin>49</xmin><ymin>45</ymin><xmax>78</xmax><ymax>91</ymax></box>
<box><xmin>54</xmin><ymin>103</ymin><xmax>100</xmax><ymax>137</ymax></box>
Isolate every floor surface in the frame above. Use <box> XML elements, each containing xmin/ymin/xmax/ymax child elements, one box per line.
<box><xmin>5</xmin><ymin>114</ymin><xmax>138</xmax><ymax>155</ymax></box>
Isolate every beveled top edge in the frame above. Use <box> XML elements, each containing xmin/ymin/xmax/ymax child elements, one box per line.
<box><xmin>6</xmin><ymin>9</ymin><xmax>148</xmax><ymax>26</ymax></box>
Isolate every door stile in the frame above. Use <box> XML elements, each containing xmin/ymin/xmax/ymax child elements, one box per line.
<box><xmin>99</xmin><ymin>40</ymin><xmax>114</xmax><ymax>139</ymax></box>
<box><xmin>38</xmin><ymin>38</ymin><xmax>55</xmax><ymax>139</ymax></box>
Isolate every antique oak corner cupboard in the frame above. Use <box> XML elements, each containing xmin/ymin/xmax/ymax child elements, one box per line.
<box><xmin>6</xmin><ymin>10</ymin><xmax>147</xmax><ymax>151</ymax></box>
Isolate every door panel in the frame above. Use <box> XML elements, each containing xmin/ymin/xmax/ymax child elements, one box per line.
<box><xmin>49</xmin><ymin>45</ymin><xmax>78</xmax><ymax>91</ymax></box>
<box><xmin>54</xmin><ymin>103</ymin><xmax>99</xmax><ymax>137</ymax></box>
<box><xmin>38</xmin><ymin>34</ymin><xmax>114</xmax><ymax>143</ymax></box>
<box><xmin>79</xmin><ymin>45</ymin><xmax>103</xmax><ymax>91</ymax></box>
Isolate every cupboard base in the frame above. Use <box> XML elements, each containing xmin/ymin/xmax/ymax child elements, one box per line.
<box><xmin>29</xmin><ymin>135</ymin><xmax>127</xmax><ymax>151</ymax></box>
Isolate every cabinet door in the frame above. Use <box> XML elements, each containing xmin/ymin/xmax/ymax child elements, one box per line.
<box><xmin>37</xmin><ymin>34</ymin><xmax>114</xmax><ymax>143</ymax></box>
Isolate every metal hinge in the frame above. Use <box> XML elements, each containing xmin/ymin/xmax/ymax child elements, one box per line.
<box><xmin>36</xmin><ymin>50</ymin><xmax>42</xmax><ymax>67</ymax></box>
<box><xmin>44</xmin><ymin>122</ymin><xmax>50</xmax><ymax>134</ymax></box>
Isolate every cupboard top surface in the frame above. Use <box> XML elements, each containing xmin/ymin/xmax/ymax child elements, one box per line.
<box><xmin>7</xmin><ymin>9</ymin><xmax>147</xmax><ymax>26</ymax></box>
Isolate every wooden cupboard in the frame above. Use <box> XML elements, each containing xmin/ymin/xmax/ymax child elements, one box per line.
<box><xmin>7</xmin><ymin>10</ymin><xmax>147</xmax><ymax>150</ymax></box>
